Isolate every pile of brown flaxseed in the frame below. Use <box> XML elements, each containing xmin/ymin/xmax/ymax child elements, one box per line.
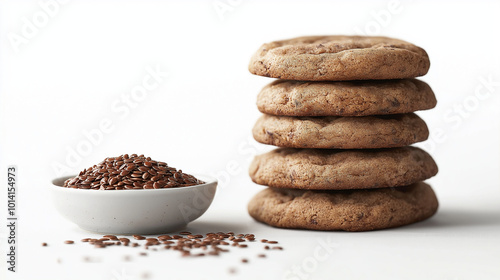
<box><xmin>63</xmin><ymin>154</ymin><xmax>204</xmax><ymax>190</ymax></box>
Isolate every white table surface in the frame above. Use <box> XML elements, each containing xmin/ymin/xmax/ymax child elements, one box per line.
<box><xmin>1</xmin><ymin>1</ymin><xmax>499</xmax><ymax>279</ymax></box>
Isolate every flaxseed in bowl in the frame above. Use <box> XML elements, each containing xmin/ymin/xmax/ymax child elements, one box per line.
<box><xmin>50</xmin><ymin>154</ymin><xmax>217</xmax><ymax>234</ymax></box>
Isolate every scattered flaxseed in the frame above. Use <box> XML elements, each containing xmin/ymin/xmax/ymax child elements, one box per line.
<box><xmin>55</xmin><ymin>231</ymin><xmax>286</xmax><ymax>273</ymax></box>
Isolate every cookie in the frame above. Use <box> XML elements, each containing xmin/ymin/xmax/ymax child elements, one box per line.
<box><xmin>249</xmin><ymin>147</ymin><xmax>437</xmax><ymax>190</ymax></box>
<box><xmin>253</xmin><ymin>113</ymin><xmax>428</xmax><ymax>149</ymax></box>
<box><xmin>257</xmin><ymin>79</ymin><xmax>436</xmax><ymax>116</ymax></box>
<box><xmin>247</xmin><ymin>182</ymin><xmax>438</xmax><ymax>231</ymax></box>
<box><xmin>249</xmin><ymin>35</ymin><xmax>430</xmax><ymax>81</ymax></box>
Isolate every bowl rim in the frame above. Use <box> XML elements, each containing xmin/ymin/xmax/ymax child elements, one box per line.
<box><xmin>50</xmin><ymin>173</ymin><xmax>217</xmax><ymax>194</ymax></box>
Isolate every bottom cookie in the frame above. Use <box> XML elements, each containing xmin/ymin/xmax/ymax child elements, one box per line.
<box><xmin>248</xmin><ymin>182</ymin><xmax>438</xmax><ymax>231</ymax></box>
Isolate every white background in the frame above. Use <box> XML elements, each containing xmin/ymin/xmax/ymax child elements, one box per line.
<box><xmin>1</xmin><ymin>0</ymin><xmax>499</xmax><ymax>279</ymax></box>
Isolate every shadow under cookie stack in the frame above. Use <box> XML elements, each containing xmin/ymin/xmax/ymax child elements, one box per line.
<box><xmin>247</xmin><ymin>36</ymin><xmax>439</xmax><ymax>231</ymax></box>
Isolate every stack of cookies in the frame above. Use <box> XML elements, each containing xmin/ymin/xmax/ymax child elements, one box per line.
<box><xmin>247</xmin><ymin>36</ymin><xmax>438</xmax><ymax>231</ymax></box>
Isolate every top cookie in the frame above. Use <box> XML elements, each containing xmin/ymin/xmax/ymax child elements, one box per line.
<box><xmin>249</xmin><ymin>36</ymin><xmax>430</xmax><ymax>81</ymax></box>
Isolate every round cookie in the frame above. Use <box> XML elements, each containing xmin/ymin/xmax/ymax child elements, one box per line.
<box><xmin>247</xmin><ymin>182</ymin><xmax>438</xmax><ymax>231</ymax></box>
<box><xmin>253</xmin><ymin>113</ymin><xmax>429</xmax><ymax>149</ymax></box>
<box><xmin>249</xmin><ymin>147</ymin><xmax>438</xmax><ymax>190</ymax></box>
<box><xmin>249</xmin><ymin>35</ymin><xmax>430</xmax><ymax>81</ymax></box>
<box><xmin>257</xmin><ymin>79</ymin><xmax>436</xmax><ymax>116</ymax></box>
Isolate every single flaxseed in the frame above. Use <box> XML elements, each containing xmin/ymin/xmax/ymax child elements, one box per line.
<box><xmin>232</xmin><ymin>238</ymin><xmax>245</xmax><ymax>243</ymax></box>
<box><xmin>133</xmin><ymin>235</ymin><xmax>146</xmax><ymax>240</ymax></box>
<box><xmin>103</xmin><ymin>235</ymin><xmax>118</xmax><ymax>240</ymax></box>
<box><xmin>158</xmin><ymin>235</ymin><xmax>172</xmax><ymax>241</ymax></box>
<box><xmin>64</xmin><ymin>240</ymin><xmax>74</xmax><ymax>244</ymax></box>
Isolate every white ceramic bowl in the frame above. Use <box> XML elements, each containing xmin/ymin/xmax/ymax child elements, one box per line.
<box><xmin>50</xmin><ymin>174</ymin><xmax>217</xmax><ymax>234</ymax></box>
